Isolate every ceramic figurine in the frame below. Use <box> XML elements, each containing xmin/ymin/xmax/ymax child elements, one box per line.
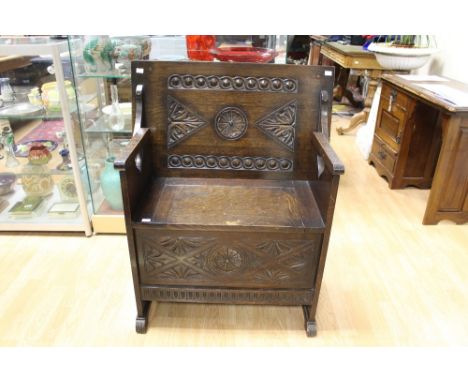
<box><xmin>100</xmin><ymin>156</ymin><xmax>123</xmax><ymax>210</ymax></box>
<box><xmin>83</xmin><ymin>36</ymin><xmax>115</xmax><ymax>73</ymax></box>
<box><xmin>112</xmin><ymin>36</ymin><xmax>151</xmax><ymax>61</ymax></box>
<box><xmin>112</xmin><ymin>42</ymin><xmax>143</xmax><ymax>68</ymax></box>
<box><xmin>56</xmin><ymin>148</ymin><xmax>72</xmax><ymax>171</ymax></box>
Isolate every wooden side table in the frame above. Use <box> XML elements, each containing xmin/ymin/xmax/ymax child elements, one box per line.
<box><xmin>0</xmin><ymin>55</ymin><xmax>32</xmax><ymax>73</ymax></box>
<box><xmin>319</xmin><ymin>42</ymin><xmax>386</xmax><ymax>135</ymax></box>
<box><xmin>371</xmin><ymin>74</ymin><xmax>468</xmax><ymax>225</ymax></box>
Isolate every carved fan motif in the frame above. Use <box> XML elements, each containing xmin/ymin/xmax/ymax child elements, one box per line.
<box><xmin>167</xmin><ymin>95</ymin><xmax>207</xmax><ymax>148</ymax></box>
<box><xmin>159</xmin><ymin>237</ymin><xmax>209</xmax><ymax>255</ymax></box>
<box><xmin>256</xmin><ymin>240</ymin><xmax>294</xmax><ymax>257</ymax></box>
<box><xmin>256</xmin><ymin>100</ymin><xmax>297</xmax><ymax>152</ymax></box>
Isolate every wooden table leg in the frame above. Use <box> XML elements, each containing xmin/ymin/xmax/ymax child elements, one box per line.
<box><xmin>333</xmin><ymin>66</ymin><xmax>350</xmax><ymax>102</ymax></box>
<box><xmin>307</xmin><ymin>41</ymin><xmax>322</xmax><ymax>66</ymax></box>
<box><xmin>336</xmin><ymin>71</ymin><xmax>380</xmax><ymax>135</ymax></box>
<box><xmin>337</xmin><ymin>109</ymin><xmax>369</xmax><ymax>135</ymax></box>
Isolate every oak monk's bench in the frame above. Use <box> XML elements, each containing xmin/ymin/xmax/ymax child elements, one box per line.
<box><xmin>115</xmin><ymin>60</ymin><xmax>344</xmax><ymax>337</ymax></box>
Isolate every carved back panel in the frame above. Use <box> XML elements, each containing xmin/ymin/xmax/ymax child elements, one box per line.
<box><xmin>132</xmin><ymin>61</ymin><xmax>334</xmax><ymax>180</ymax></box>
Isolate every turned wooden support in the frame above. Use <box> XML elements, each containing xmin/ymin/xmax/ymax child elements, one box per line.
<box><xmin>337</xmin><ymin>71</ymin><xmax>380</xmax><ymax>135</ymax></box>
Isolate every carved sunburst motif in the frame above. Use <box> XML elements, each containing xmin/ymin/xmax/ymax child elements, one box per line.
<box><xmin>208</xmin><ymin>246</ymin><xmax>244</xmax><ymax>272</ymax></box>
<box><xmin>167</xmin><ymin>96</ymin><xmax>207</xmax><ymax>148</ymax></box>
<box><xmin>214</xmin><ymin>107</ymin><xmax>248</xmax><ymax>140</ymax></box>
<box><xmin>256</xmin><ymin>100</ymin><xmax>297</xmax><ymax>152</ymax></box>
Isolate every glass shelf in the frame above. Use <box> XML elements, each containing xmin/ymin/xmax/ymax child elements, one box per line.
<box><xmin>77</xmin><ymin>72</ymin><xmax>131</xmax><ymax>80</ymax></box>
<box><xmin>84</xmin><ymin>114</ymin><xmax>132</xmax><ymax>134</ymax></box>
<box><xmin>0</xmin><ymin>111</ymin><xmax>68</xmax><ymax>120</ymax></box>
<box><xmin>4</xmin><ymin>168</ymin><xmax>75</xmax><ymax>176</ymax></box>
<box><xmin>0</xmin><ymin>184</ymin><xmax>90</xmax><ymax>226</ymax></box>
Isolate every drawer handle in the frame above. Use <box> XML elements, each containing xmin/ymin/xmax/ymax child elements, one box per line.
<box><xmin>396</xmin><ymin>135</ymin><xmax>401</xmax><ymax>144</ymax></box>
<box><xmin>378</xmin><ymin>150</ymin><xmax>387</xmax><ymax>160</ymax></box>
<box><xmin>388</xmin><ymin>89</ymin><xmax>397</xmax><ymax>112</ymax></box>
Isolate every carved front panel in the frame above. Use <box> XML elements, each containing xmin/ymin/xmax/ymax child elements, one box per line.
<box><xmin>136</xmin><ymin>233</ymin><xmax>321</xmax><ymax>288</ymax></box>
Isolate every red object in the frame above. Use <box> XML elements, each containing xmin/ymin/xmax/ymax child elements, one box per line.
<box><xmin>186</xmin><ymin>35</ymin><xmax>216</xmax><ymax>61</ymax></box>
<box><xmin>210</xmin><ymin>46</ymin><xmax>278</xmax><ymax>63</ymax></box>
<box><xmin>28</xmin><ymin>143</ymin><xmax>52</xmax><ymax>165</ymax></box>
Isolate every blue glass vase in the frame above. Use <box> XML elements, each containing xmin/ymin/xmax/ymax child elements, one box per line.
<box><xmin>100</xmin><ymin>156</ymin><xmax>123</xmax><ymax>210</ymax></box>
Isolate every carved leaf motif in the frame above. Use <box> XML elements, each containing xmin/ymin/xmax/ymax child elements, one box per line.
<box><xmin>167</xmin><ymin>96</ymin><xmax>207</xmax><ymax>148</ymax></box>
<box><xmin>256</xmin><ymin>100</ymin><xmax>297</xmax><ymax>152</ymax></box>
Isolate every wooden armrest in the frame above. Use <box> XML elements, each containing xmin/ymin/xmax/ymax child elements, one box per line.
<box><xmin>311</xmin><ymin>132</ymin><xmax>345</xmax><ymax>175</ymax></box>
<box><xmin>114</xmin><ymin>128</ymin><xmax>150</xmax><ymax>171</ymax></box>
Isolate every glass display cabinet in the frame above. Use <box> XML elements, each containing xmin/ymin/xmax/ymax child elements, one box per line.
<box><xmin>67</xmin><ymin>35</ymin><xmax>154</xmax><ymax>233</ymax></box>
<box><xmin>67</xmin><ymin>35</ymin><xmax>287</xmax><ymax>233</ymax></box>
<box><xmin>0</xmin><ymin>37</ymin><xmax>92</xmax><ymax>236</ymax></box>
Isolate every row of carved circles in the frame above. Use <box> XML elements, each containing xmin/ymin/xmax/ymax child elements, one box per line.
<box><xmin>168</xmin><ymin>74</ymin><xmax>297</xmax><ymax>93</ymax></box>
<box><xmin>168</xmin><ymin>155</ymin><xmax>293</xmax><ymax>171</ymax></box>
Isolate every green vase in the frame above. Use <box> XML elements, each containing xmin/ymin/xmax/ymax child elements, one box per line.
<box><xmin>100</xmin><ymin>156</ymin><xmax>123</xmax><ymax>210</ymax></box>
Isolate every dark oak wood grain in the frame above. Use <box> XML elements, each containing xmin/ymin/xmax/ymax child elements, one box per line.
<box><xmin>116</xmin><ymin>60</ymin><xmax>344</xmax><ymax>336</ymax></box>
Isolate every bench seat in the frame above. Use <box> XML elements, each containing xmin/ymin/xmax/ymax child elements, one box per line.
<box><xmin>134</xmin><ymin>177</ymin><xmax>325</xmax><ymax>232</ymax></box>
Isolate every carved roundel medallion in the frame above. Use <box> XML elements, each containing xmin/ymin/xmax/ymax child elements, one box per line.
<box><xmin>214</xmin><ymin>107</ymin><xmax>248</xmax><ymax>140</ymax></box>
<box><xmin>208</xmin><ymin>246</ymin><xmax>244</xmax><ymax>273</ymax></box>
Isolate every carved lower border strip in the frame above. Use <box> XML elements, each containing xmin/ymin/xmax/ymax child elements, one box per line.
<box><xmin>168</xmin><ymin>154</ymin><xmax>293</xmax><ymax>172</ymax></box>
<box><xmin>141</xmin><ymin>286</ymin><xmax>314</xmax><ymax>305</ymax></box>
<box><xmin>168</xmin><ymin>74</ymin><xmax>298</xmax><ymax>93</ymax></box>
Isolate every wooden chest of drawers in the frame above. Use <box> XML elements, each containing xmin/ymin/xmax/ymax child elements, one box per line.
<box><xmin>369</xmin><ymin>80</ymin><xmax>441</xmax><ymax>189</ymax></box>
<box><xmin>369</xmin><ymin>74</ymin><xmax>468</xmax><ymax>225</ymax></box>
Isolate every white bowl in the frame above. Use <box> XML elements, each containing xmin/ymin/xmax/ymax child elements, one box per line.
<box><xmin>367</xmin><ymin>43</ymin><xmax>438</xmax><ymax>70</ymax></box>
<box><xmin>102</xmin><ymin>102</ymin><xmax>132</xmax><ymax>117</ymax></box>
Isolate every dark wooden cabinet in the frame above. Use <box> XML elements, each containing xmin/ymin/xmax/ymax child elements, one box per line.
<box><xmin>370</xmin><ymin>75</ymin><xmax>468</xmax><ymax>225</ymax></box>
<box><xmin>370</xmin><ymin>81</ymin><xmax>441</xmax><ymax>189</ymax></box>
<box><xmin>115</xmin><ymin>61</ymin><xmax>344</xmax><ymax>336</ymax></box>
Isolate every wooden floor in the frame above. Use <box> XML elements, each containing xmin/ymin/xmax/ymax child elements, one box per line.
<box><xmin>1</xmin><ymin>115</ymin><xmax>467</xmax><ymax>346</ymax></box>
